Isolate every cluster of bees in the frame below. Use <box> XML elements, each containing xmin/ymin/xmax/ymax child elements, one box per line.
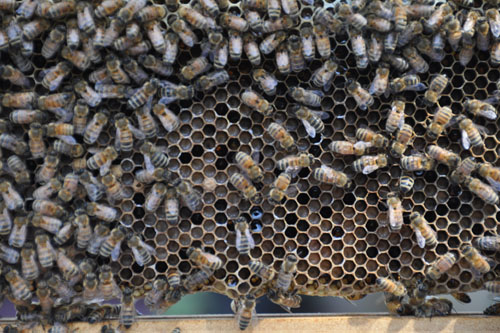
<box><xmin>0</xmin><ymin>0</ymin><xmax>496</xmax><ymax>330</ymax></box>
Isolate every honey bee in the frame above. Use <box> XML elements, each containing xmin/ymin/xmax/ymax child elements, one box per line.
<box><xmin>241</xmin><ymin>89</ymin><xmax>274</xmax><ymax>116</ymax></box>
<box><xmin>292</xmin><ymin>105</ymin><xmax>326</xmax><ymax>138</ymax></box>
<box><xmin>40</xmin><ymin>25</ymin><xmax>66</xmax><ymax>60</ymax></box>
<box><xmin>265</xmin><ymin>0</ymin><xmax>280</xmax><ymax>19</ymax></box>
<box><xmin>0</xmin><ymin>65</ymin><xmax>31</xmax><ymax>87</ymax></box>
<box><xmin>268</xmin><ymin>289</ymin><xmax>302</xmax><ymax>313</ymax></box>
<box><xmin>127</xmin><ymin>40</ymin><xmax>151</xmax><ymax>56</ymax></box>
<box><xmin>310</xmin><ymin>24</ymin><xmax>330</xmax><ymax>60</ymax></box>
<box><xmin>170</xmin><ymin>18</ymin><xmax>198</xmax><ymax>48</ymax></box>
<box><xmin>32</xmin><ymin>199</ymin><xmax>66</xmax><ymax>219</ymax></box>
<box><xmin>269</xmin><ymin>171</ymin><xmax>292</xmax><ymax>205</ymax></box>
<box><xmin>233</xmin><ymin>295</ymin><xmax>257</xmax><ymax>331</ymax></box>
<box><xmin>178</xmin><ymin>6</ymin><xmax>214</xmax><ymax>31</ymax></box>
<box><xmin>353</xmin><ymin>154</ymin><xmax>388</xmax><ymax>175</ymax></box>
<box><xmin>9</xmin><ymin>216</ymin><xmax>28</xmax><ymax>248</ymax></box>
<box><xmin>140</xmin><ymin>142</ymin><xmax>169</xmax><ymax>171</ymax></box>
<box><xmin>424</xmin><ymin>74</ymin><xmax>448</xmax><ymax>106</ymax></box>
<box><xmin>410</xmin><ymin>212</ymin><xmax>437</xmax><ymax>248</ymax></box>
<box><xmin>276</xmin><ymin>153</ymin><xmax>314</xmax><ymax>172</ymax></box>
<box><xmin>40</xmin><ymin>61</ymin><xmax>72</xmax><ymax>92</ymax></box>
<box><xmin>31</xmin><ymin>214</ymin><xmax>62</xmax><ymax>234</ymax></box>
<box><xmin>71</xmin><ymin>213</ymin><xmax>91</xmax><ymax>250</ymax></box>
<box><xmin>464</xmin><ymin>176</ymin><xmax>499</xmax><ymax>205</ymax></box>
<box><xmin>415</xmin><ymin>298</ymin><xmax>453</xmax><ymax>318</ymax></box>
<box><xmin>94</xmin><ymin>0</ymin><xmax>124</xmax><ymax>18</ymax></box>
<box><xmin>181</xmin><ymin>57</ymin><xmax>211</xmax><ymax>81</ymax></box>
<box><xmin>170</xmin><ymin>177</ymin><xmax>202</xmax><ymax>212</ymax></box>
<box><xmin>84</xmin><ymin>223</ymin><xmax>109</xmax><ymax>256</ymax></box>
<box><xmin>187</xmin><ymin>247</ymin><xmax>223</xmax><ymax>270</ymax></box>
<box><xmin>263</xmin><ymin>15</ymin><xmax>296</xmax><ymax>33</ymax></box>
<box><xmin>230</xmin><ymin>172</ymin><xmax>262</xmax><ymax>204</ymax></box>
<box><xmin>461</xmin><ymin>244</ymin><xmax>491</xmax><ymax>275</ymax></box>
<box><xmin>86</xmin><ymin>202</ymin><xmax>118</xmax><ymax>222</ymax></box>
<box><xmin>312</xmin><ymin>59</ymin><xmax>338</xmax><ymax>91</ymax></box>
<box><xmin>79</xmin><ymin>171</ymin><xmax>104</xmax><ymax>202</ymax></box>
<box><xmin>260</xmin><ymin>31</ymin><xmax>286</xmax><ymax>55</ymax></box>
<box><xmin>2</xmin><ymin>92</ymin><xmax>36</xmax><ymax>109</ymax></box>
<box><xmin>195</xmin><ymin>70</ymin><xmax>230</xmax><ymax>92</ymax></box>
<box><xmin>426</xmin><ymin>145</ymin><xmax>460</xmax><ymax>168</ymax></box>
<box><xmin>389</xmin><ymin>75</ymin><xmax>425</xmax><ymax>95</ymax></box>
<box><xmin>387</xmin><ymin>192</ymin><xmax>403</xmax><ymax>232</ymax></box>
<box><xmin>128</xmin><ymin>234</ymin><xmax>156</xmax><ymax>267</ymax></box>
<box><xmin>164</xmin><ymin>187</ymin><xmax>179</xmax><ymax>226</ymax></box>
<box><xmin>348</xmin><ymin>30</ymin><xmax>368</xmax><ymax>69</ymax></box>
<box><xmin>376</xmin><ymin>277</ymin><xmax>406</xmax><ymax>296</ymax></box>
<box><xmin>101</xmin><ymin>174</ymin><xmax>124</xmax><ymax>204</ymax></box>
<box><xmin>6</xmin><ymin>155</ymin><xmax>29</xmax><ymax>185</ymax></box>
<box><xmin>253</xmin><ymin>69</ymin><xmax>278</xmax><ymax>96</ymax></box>
<box><xmin>383</xmin><ymin>31</ymin><xmax>398</xmax><ymax>55</ymax></box>
<box><xmin>56</xmin><ymin>248</ymin><xmax>80</xmax><ymax>281</ymax></box>
<box><xmin>81</xmin><ymin>272</ymin><xmax>100</xmax><ymax>303</ymax></box>
<box><xmin>369</xmin><ymin>65</ymin><xmax>390</xmax><ymax>97</ymax></box>
<box><xmin>35</xmin><ymin>232</ymin><xmax>55</xmax><ymax>268</ymax></box>
<box><xmin>423</xmin><ymin>3</ymin><xmax>452</xmax><ymax>33</ymax></box>
<box><xmin>462</xmin><ymin>98</ymin><xmax>498</xmax><ymax>120</ymax></box>
<box><xmin>289</xmin><ymin>87</ymin><xmax>322</xmax><ymax>107</ymax></box>
<box><xmin>249</xmin><ymin>260</ymin><xmax>275</xmax><ymax>282</ymax></box>
<box><xmin>99</xmin><ymin>226</ymin><xmax>126</xmax><ymax>261</ymax></box>
<box><xmin>234</xmin><ymin>217</ymin><xmax>255</xmax><ymax>255</ymax></box>
<box><xmin>484</xmin><ymin>303</ymin><xmax>500</xmax><ymax>315</ymax></box>
<box><xmin>114</xmin><ymin>115</ymin><xmax>145</xmax><ymax>153</ymax></box>
<box><xmin>61</xmin><ymin>47</ymin><xmax>90</xmax><ymax>71</ymax></box>
<box><xmin>347</xmin><ymin>81</ymin><xmax>373</xmax><ymax>110</ymax></box>
<box><xmin>4</xmin><ymin>268</ymin><xmax>32</xmax><ymax>302</ymax></box>
<box><xmin>83</xmin><ymin>110</ymin><xmax>108</xmax><ymax>144</ymax></box>
<box><xmin>477</xmin><ymin>162</ymin><xmax>500</xmax><ymax>191</ymax></box>
<box><xmin>0</xmin><ymin>133</ymin><xmax>27</xmax><ymax>156</ymax></box>
<box><xmin>426</xmin><ymin>106</ymin><xmax>453</xmax><ymax>140</ymax></box>
<box><xmin>391</xmin><ymin>125</ymin><xmax>414</xmax><ymax>160</ymax></box>
<box><xmin>74</xmin><ymin>81</ymin><xmax>101</xmax><ymax>107</ymax></box>
<box><xmin>36</xmin><ymin>280</ymin><xmax>54</xmax><ymax>315</ymax></box>
<box><xmin>0</xmin><ymin>243</ymin><xmax>19</xmax><ymax>264</ymax></box>
<box><xmin>355</xmin><ymin>128</ymin><xmax>387</xmax><ymax>149</ymax></box>
<box><xmin>22</xmin><ymin>18</ymin><xmax>50</xmax><ymax>40</ymax></box>
<box><xmin>243</xmin><ymin>33</ymin><xmax>261</xmax><ymax>66</ymax></box>
<box><xmin>118</xmin><ymin>287</ymin><xmax>136</xmax><ymax>329</ymax></box>
<box><xmin>223</xmin><ymin>31</ymin><xmax>241</xmax><ymax>63</ymax></box>
<box><xmin>245</xmin><ymin>11</ymin><xmax>264</xmax><ymax>33</ymax></box>
<box><xmin>159</xmin><ymin>82</ymin><xmax>195</xmax><ymax>104</ymax></box>
<box><xmin>135</xmin><ymin>105</ymin><xmax>157</xmax><ymax>139</ymax></box>
<box><xmin>145</xmin><ymin>278</ymin><xmax>167</xmax><ymax>313</ymax></box>
<box><xmin>329</xmin><ymin>140</ymin><xmax>372</xmax><ymax>156</ymax></box>
<box><xmin>475</xmin><ymin>17</ymin><xmax>490</xmax><ymax>52</ymax></box>
<box><xmin>145</xmin><ymin>183</ymin><xmax>167</xmax><ymax>213</ymax></box>
<box><xmin>312</xmin><ymin>165</ymin><xmax>352</xmax><ymax>188</ymax></box>
<box><xmin>106</xmin><ymin>56</ymin><xmax>130</xmax><ymax>85</ymax></box>
<box><xmin>0</xmin><ymin>181</ymin><xmax>23</xmax><ymax>210</ymax></box>
<box><xmin>16</xmin><ymin>0</ymin><xmax>38</xmax><ymax>18</ymax></box>
<box><xmin>472</xmin><ymin>236</ymin><xmax>500</xmax><ymax>253</ymax></box>
<box><xmin>99</xmin><ymin>265</ymin><xmax>121</xmax><ymax>299</ymax></box>
<box><xmin>235</xmin><ymin>151</ymin><xmax>263</xmax><ymax>183</ymax></box>
<box><xmin>160</xmin><ymin>33</ymin><xmax>179</xmax><ymax>65</ymax></box>
<box><xmin>33</xmin><ymin>179</ymin><xmax>62</xmax><ymax>200</ymax></box>
<box><xmin>87</xmin><ymin>147</ymin><xmax>118</xmax><ymax>176</ymax></box>
<box><xmin>337</xmin><ymin>3</ymin><xmax>366</xmax><ymax>30</ymax></box>
<box><xmin>143</xmin><ymin>20</ymin><xmax>165</xmax><ymax>54</ymax></box>
<box><xmin>401</xmin><ymin>46</ymin><xmax>429</xmax><ymax>73</ymax></box>
<box><xmin>484</xmin><ymin>281</ymin><xmax>500</xmax><ymax>294</ymax></box>
<box><xmin>276</xmin><ymin>254</ymin><xmax>297</xmax><ymax>293</ymax></box>
<box><xmin>426</xmin><ymin>252</ymin><xmax>457</xmax><ymax>280</ymax></box>
<box><xmin>0</xmin><ymin>202</ymin><xmax>11</xmax><ymax>235</ymax></box>
<box><xmin>458</xmin><ymin>116</ymin><xmax>485</xmax><ymax>150</ymax></box>
<box><xmin>275</xmin><ymin>43</ymin><xmax>291</xmax><ymax>75</ymax></box>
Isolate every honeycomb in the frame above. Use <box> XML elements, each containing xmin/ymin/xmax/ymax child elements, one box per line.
<box><xmin>0</xmin><ymin>0</ymin><xmax>499</xmax><ymax>325</ymax></box>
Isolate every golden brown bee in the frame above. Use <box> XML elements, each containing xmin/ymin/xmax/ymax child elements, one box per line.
<box><xmin>195</xmin><ymin>70</ymin><xmax>229</xmax><ymax>92</ymax></box>
<box><xmin>0</xmin><ymin>65</ymin><xmax>31</xmax><ymax>87</ymax></box>
<box><xmin>426</xmin><ymin>145</ymin><xmax>460</xmax><ymax>168</ymax></box>
<box><xmin>221</xmin><ymin>13</ymin><xmax>249</xmax><ymax>32</ymax></box>
<box><xmin>0</xmin><ymin>181</ymin><xmax>23</xmax><ymax>210</ymax></box>
<box><xmin>41</xmin><ymin>61</ymin><xmax>72</xmax><ymax>92</ymax></box>
<box><xmin>33</xmin><ymin>179</ymin><xmax>61</xmax><ymax>200</ymax></box>
<box><xmin>410</xmin><ymin>212</ymin><xmax>437</xmax><ymax>248</ymax></box>
<box><xmin>145</xmin><ymin>278</ymin><xmax>167</xmax><ymax>313</ymax></box>
<box><xmin>259</xmin><ymin>31</ymin><xmax>286</xmax><ymax>55</ymax></box>
<box><xmin>230</xmin><ymin>172</ymin><xmax>262</xmax><ymax>204</ymax></box>
<box><xmin>152</xmin><ymin>104</ymin><xmax>179</xmax><ymax>133</ymax></box>
<box><xmin>402</xmin><ymin>46</ymin><xmax>429</xmax><ymax>73</ymax></box>
<box><xmin>423</xmin><ymin>3</ymin><xmax>452</xmax><ymax>33</ymax></box>
<box><xmin>243</xmin><ymin>33</ymin><xmax>261</xmax><ymax>66</ymax></box>
<box><xmin>140</xmin><ymin>54</ymin><xmax>173</xmax><ymax>77</ymax></box>
<box><xmin>84</xmin><ymin>111</ymin><xmax>108</xmax><ymax>144</ymax></box>
<box><xmin>32</xmin><ymin>199</ymin><xmax>66</xmax><ymax>219</ymax></box>
<box><xmin>310</xmin><ymin>24</ymin><xmax>330</xmax><ymax>60</ymax></box>
<box><xmin>99</xmin><ymin>264</ymin><xmax>121</xmax><ymax>299</ymax></box>
<box><xmin>170</xmin><ymin>18</ymin><xmax>198</xmax><ymax>48</ymax></box>
<box><xmin>312</xmin><ymin>59</ymin><xmax>338</xmax><ymax>91</ymax></box>
<box><xmin>22</xmin><ymin>18</ymin><xmax>50</xmax><ymax>40</ymax></box>
<box><xmin>241</xmin><ymin>89</ymin><xmax>274</xmax><ymax>116</ymax></box>
<box><xmin>426</xmin><ymin>252</ymin><xmax>457</xmax><ymax>280</ymax></box>
<box><xmin>353</xmin><ymin>154</ymin><xmax>388</xmax><ymax>174</ymax></box>
<box><xmin>94</xmin><ymin>0</ymin><xmax>124</xmax><ymax>18</ymax></box>
<box><xmin>249</xmin><ymin>260</ymin><xmax>275</xmax><ymax>281</ymax></box>
<box><xmin>135</xmin><ymin>5</ymin><xmax>166</xmax><ymax>22</ymax></box>
<box><xmin>451</xmin><ymin>157</ymin><xmax>476</xmax><ymax>184</ymax></box>
<box><xmin>9</xmin><ymin>110</ymin><xmax>46</xmax><ymax>125</ymax></box>
<box><xmin>458</xmin><ymin>116</ymin><xmax>485</xmax><ymax>150</ymax></box>
<box><xmin>387</xmin><ymin>193</ymin><xmax>403</xmax><ymax>232</ymax></box>
<box><xmin>276</xmin><ymin>254</ymin><xmax>297</xmax><ymax>293</ymax></box>
<box><xmin>267</xmin><ymin>122</ymin><xmax>294</xmax><ymax>150</ymax></box>
<box><xmin>0</xmin><ymin>203</ymin><xmax>12</xmax><ymax>236</ymax></box>
<box><xmin>181</xmin><ymin>57</ymin><xmax>211</xmax><ymax>82</ymax></box>
<box><xmin>145</xmin><ymin>183</ymin><xmax>167</xmax><ymax>213</ymax></box>
<box><xmin>269</xmin><ymin>171</ymin><xmax>292</xmax><ymax>205</ymax></box>
<box><xmin>2</xmin><ymin>92</ymin><xmax>36</xmax><ymax>109</ymax></box>
<box><xmin>114</xmin><ymin>115</ymin><xmax>145</xmax><ymax>152</ymax></box>
<box><xmin>337</xmin><ymin>3</ymin><xmax>366</xmax><ymax>30</ymax></box>
<box><xmin>169</xmin><ymin>177</ymin><xmax>202</xmax><ymax>212</ymax></box>
<box><xmin>478</xmin><ymin>163</ymin><xmax>500</xmax><ymax>192</ymax></box>
<box><xmin>31</xmin><ymin>214</ymin><xmax>62</xmax><ymax>235</ymax></box>
<box><xmin>369</xmin><ymin>66</ymin><xmax>390</xmax><ymax>97</ymax></box>
<box><xmin>106</xmin><ymin>56</ymin><xmax>130</xmax><ymax>85</ymax></box>
<box><xmin>234</xmin><ymin>295</ymin><xmax>257</xmax><ymax>331</ymax></box>
<box><xmin>235</xmin><ymin>151</ymin><xmax>263</xmax><ymax>183</ymax></box>
<box><xmin>245</xmin><ymin>10</ymin><xmax>264</xmax><ymax>33</ymax></box>
<box><xmin>426</xmin><ymin>106</ymin><xmax>453</xmax><ymax>140</ymax></box>
<box><xmin>461</xmin><ymin>244</ymin><xmax>491</xmax><ymax>275</ymax></box>
<box><xmin>263</xmin><ymin>15</ymin><xmax>296</xmax><ymax>33</ymax></box>
<box><xmin>128</xmin><ymin>234</ymin><xmax>155</xmax><ymax>267</ymax></box>
<box><xmin>464</xmin><ymin>176</ymin><xmax>499</xmax><ymax>205</ymax></box>
<box><xmin>143</xmin><ymin>20</ymin><xmax>165</xmax><ymax>54</ymax></box>
<box><xmin>347</xmin><ymin>81</ymin><xmax>373</xmax><ymax>110</ymax></box>
<box><xmin>312</xmin><ymin>165</ymin><xmax>351</xmax><ymax>188</ymax></box>
<box><xmin>356</xmin><ymin>128</ymin><xmax>388</xmax><ymax>148</ymax></box>
<box><xmin>119</xmin><ymin>287</ymin><xmax>136</xmax><ymax>329</ymax></box>
<box><xmin>187</xmin><ymin>247</ymin><xmax>223</xmax><ymax>270</ymax></box>
<box><xmin>9</xmin><ymin>216</ymin><xmax>28</xmax><ymax>248</ymax></box>
<box><xmin>349</xmin><ymin>29</ymin><xmax>368</xmax><ymax>69</ymax></box>
<box><xmin>87</xmin><ymin>146</ymin><xmax>118</xmax><ymax>176</ymax></box>
<box><xmin>376</xmin><ymin>277</ymin><xmax>406</xmax><ymax>296</ymax></box>
<box><xmin>390</xmin><ymin>124</ymin><xmax>414</xmax><ymax>159</ymax></box>
<box><xmin>35</xmin><ymin>232</ymin><xmax>55</xmax><ymax>268</ymax></box>
<box><xmin>329</xmin><ymin>140</ymin><xmax>374</xmax><ymax>156</ymax></box>
<box><xmin>164</xmin><ymin>187</ymin><xmax>179</xmax><ymax>226</ymax></box>
<box><xmin>4</xmin><ymin>268</ymin><xmax>32</xmax><ymax>301</ymax></box>
<box><xmin>268</xmin><ymin>289</ymin><xmax>302</xmax><ymax>313</ymax></box>
<box><xmin>484</xmin><ymin>281</ymin><xmax>500</xmax><ymax>294</ymax></box>
<box><xmin>463</xmin><ymin>99</ymin><xmax>497</xmax><ymax>120</ymax></box>
<box><xmin>26</xmin><ymin>123</ymin><xmax>45</xmax><ymax>160</ymax></box>
<box><xmin>61</xmin><ymin>46</ymin><xmax>90</xmax><ymax>71</ymax></box>
<box><xmin>86</xmin><ymin>202</ymin><xmax>118</xmax><ymax>222</ymax></box>
<box><xmin>385</xmin><ymin>100</ymin><xmax>405</xmax><ymax>133</ymax></box>
<box><xmin>424</xmin><ymin>74</ymin><xmax>448</xmax><ymax>106</ymax></box>
<box><xmin>35</xmin><ymin>152</ymin><xmax>59</xmax><ymax>184</ymax></box>
<box><xmin>277</xmin><ymin>153</ymin><xmax>314</xmax><ymax>172</ymax></box>
<box><xmin>293</xmin><ymin>106</ymin><xmax>325</xmax><ymax>138</ymax></box>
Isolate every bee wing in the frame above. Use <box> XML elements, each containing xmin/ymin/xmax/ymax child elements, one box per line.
<box><xmin>408</xmin><ymin>83</ymin><xmax>427</xmax><ymax>91</ymax></box>
<box><xmin>486</xmin><ymin>176</ymin><xmax>500</xmax><ymax>192</ymax></box>
<box><xmin>301</xmin><ymin>119</ymin><xmax>316</xmax><ymax>138</ymax></box>
<box><xmin>110</xmin><ymin>241</ymin><xmax>122</xmax><ymax>261</ymax></box>
<box><xmin>478</xmin><ymin>109</ymin><xmax>498</xmax><ymax>120</ymax></box>
<box><xmin>246</xmin><ymin>229</ymin><xmax>255</xmax><ymax>249</ymax></box>
<box><xmin>128</xmin><ymin>124</ymin><xmax>146</xmax><ymax>140</ymax></box>
<box><xmin>49</xmin><ymin>108</ymin><xmax>72</xmax><ymax>122</ymax></box>
<box><xmin>473</xmin><ymin>123</ymin><xmax>488</xmax><ymax>136</ymax></box>
<box><xmin>461</xmin><ymin>130</ymin><xmax>471</xmax><ymax>149</ymax></box>
<box><xmin>285</xmin><ymin>166</ymin><xmax>302</xmax><ymax>178</ymax></box>
<box><xmin>414</xmin><ymin>229</ymin><xmax>426</xmax><ymax>248</ymax></box>
<box><xmin>312</xmin><ymin>110</ymin><xmax>330</xmax><ymax>120</ymax></box>
<box><xmin>114</xmin><ymin>128</ymin><xmax>121</xmax><ymax>151</ymax></box>
<box><xmin>362</xmin><ymin>165</ymin><xmax>380</xmax><ymax>175</ymax></box>
<box><xmin>236</xmin><ymin>230</ymin><xmax>242</xmax><ymax>251</ymax></box>
<box><xmin>99</xmin><ymin>160</ymin><xmax>112</xmax><ymax>177</ymax></box>
<box><xmin>398</xmin><ymin>113</ymin><xmax>405</xmax><ymax>130</ymax></box>
<box><xmin>144</xmin><ymin>154</ymin><xmax>155</xmax><ymax>173</ymax></box>
<box><xmin>353</xmin><ymin>141</ymin><xmax>373</xmax><ymax>149</ymax></box>
<box><xmin>369</xmin><ymin>81</ymin><xmax>377</xmax><ymax>95</ymax></box>
<box><xmin>140</xmin><ymin>240</ymin><xmax>157</xmax><ymax>255</ymax></box>
<box><xmin>87</xmin><ymin>147</ymin><xmax>104</xmax><ymax>154</ymax></box>
<box><xmin>311</xmin><ymin>90</ymin><xmax>324</xmax><ymax>98</ymax></box>
<box><xmin>57</xmin><ymin>135</ymin><xmax>77</xmax><ymax>145</ymax></box>
<box><xmin>131</xmin><ymin>246</ymin><xmax>144</xmax><ymax>266</ymax></box>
